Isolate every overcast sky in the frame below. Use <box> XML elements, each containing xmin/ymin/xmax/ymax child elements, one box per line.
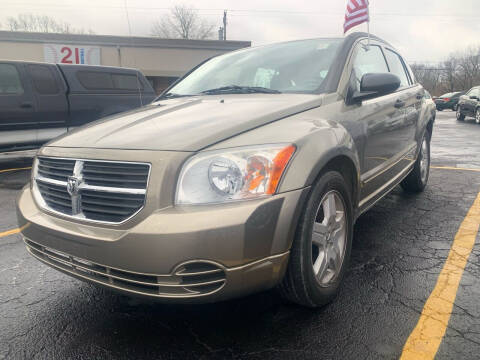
<box><xmin>2</xmin><ymin>0</ymin><xmax>479</xmax><ymax>64</ymax></box>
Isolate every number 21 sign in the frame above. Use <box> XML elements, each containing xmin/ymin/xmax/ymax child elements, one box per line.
<box><xmin>44</xmin><ymin>44</ymin><xmax>101</xmax><ymax>65</ymax></box>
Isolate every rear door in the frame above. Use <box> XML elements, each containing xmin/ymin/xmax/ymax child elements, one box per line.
<box><xmin>27</xmin><ymin>64</ymin><xmax>68</xmax><ymax>144</ymax></box>
<box><xmin>383</xmin><ymin>48</ymin><xmax>421</xmax><ymax>159</ymax></box>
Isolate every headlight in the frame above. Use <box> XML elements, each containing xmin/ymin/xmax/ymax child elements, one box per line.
<box><xmin>176</xmin><ymin>144</ymin><xmax>296</xmax><ymax>205</ymax></box>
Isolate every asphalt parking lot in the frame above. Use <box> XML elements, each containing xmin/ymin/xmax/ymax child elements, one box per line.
<box><xmin>1</xmin><ymin>110</ymin><xmax>479</xmax><ymax>360</ymax></box>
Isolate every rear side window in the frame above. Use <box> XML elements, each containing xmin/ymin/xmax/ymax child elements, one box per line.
<box><xmin>29</xmin><ymin>64</ymin><xmax>59</xmax><ymax>94</ymax></box>
<box><xmin>77</xmin><ymin>71</ymin><xmax>114</xmax><ymax>90</ymax></box>
<box><xmin>352</xmin><ymin>45</ymin><xmax>389</xmax><ymax>91</ymax></box>
<box><xmin>77</xmin><ymin>71</ymin><xmax>142</xmax><ymax>90</ymax></box>
<box><xmin>0</xmin><ymin>64</ymin><xmax>24</xmax><ymax>94</ymax></box>
<box><xmin>112</xmin><ymin>74</ymin><xmax>143</xmax><ymax>90</ymax></box>
<box><xmin>384</xmin><ymin>49</ymin><xmax>410</xmax><ymax>88</ymax></box>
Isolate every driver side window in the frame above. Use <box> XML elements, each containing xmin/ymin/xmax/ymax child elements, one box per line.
<box><xmin>352</xmin><ymin>44</ymin><xmax>389</xmax><ymax>92</ymax></box>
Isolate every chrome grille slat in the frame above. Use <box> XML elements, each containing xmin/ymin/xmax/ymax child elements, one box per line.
<box><xmin>81</xmin><ymin>204</ymin><xmax>134</xmax><ymax>216</ymax></box>
<box><xmin>81</xmin><ymin>197</ymin><xmax>143</xmax><ymax>209</ymax></box>
<box><xmin>34</xmin><ymin>157</ymin><xmax>150</xmax><ymax>224</ymax></box>
<box><xmin>83</xmin><ymin>168</ymin><xmax>148</xmax><ymax>176</ymax></box>
<box><xmin>37</xmin><ymin>184</ymin><xmax>71</xmax><ymax>201</ymax></box>
<box><xmin>40</xmin><ymin>195</ymin><xmax>72</xmax><ymax>208</ymax></box>
<box><xmin>38</xmin><ymin>163</ymin><xmax>75</xmax><ymax>172</ymax></box>
<box><xmin>24</xmin><ymin>238</ymin><xmax>227</xmax><ymax>298</ymax></box>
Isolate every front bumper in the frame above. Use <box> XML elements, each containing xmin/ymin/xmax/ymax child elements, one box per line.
<box><xmin>17</xmin><ymin>184</ymin><xmax>307</xmax><ymax>303</ymax></box>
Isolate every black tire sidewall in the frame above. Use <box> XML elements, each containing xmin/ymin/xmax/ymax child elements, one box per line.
<box><xmin>297</xmin><ymin>171</ymin><xmax>353</xmax><ymax>305</ymax></box>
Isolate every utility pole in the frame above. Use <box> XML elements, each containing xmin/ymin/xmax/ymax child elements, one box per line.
<box><xmin>223</xmin><ymin>10</ymin><xmax>227</xmax><ymax>40</ymax></box>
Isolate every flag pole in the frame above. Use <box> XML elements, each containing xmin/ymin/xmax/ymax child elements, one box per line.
<box><xmin>367</xmin><ymin>3</ymin><xmax>370</xmax><ymax>49</ymax></box>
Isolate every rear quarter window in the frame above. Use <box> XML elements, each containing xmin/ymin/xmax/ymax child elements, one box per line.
<box><xmin>77</xmin><ymin>71</ymin><xmax>114</xmax><ymax>90</ymax></box>
<box><xmin>77</xmin><ymin>71</ymin><xmax>143</xmax><ymax>91</ymax></box>
<box><xmin>112</xmin><ymin>73</ymin><xmax>143</xmax><ymax>90</ymax></box>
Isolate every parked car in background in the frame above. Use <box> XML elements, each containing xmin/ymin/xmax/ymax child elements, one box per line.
<box><xmin>435</xmin><ymin>91</ymin><xmax>464</xmax><ymax>111</ymax></box>
<box><xmin>0</xmin><ymin>61</ymin><xmax>156</xmax><ymax>152</ymax></box>
<box><xmin>456</xmin><ymin>86</ymin><xmax>480</xmax><ymax>123</ymax></box>
<box><xmin>17</xmin><ymin>32</ymin><xmax>435</xmax><ymax>307</ymax></box>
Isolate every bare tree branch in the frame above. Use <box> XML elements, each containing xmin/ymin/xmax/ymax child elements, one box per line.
<box><xmin>6</xmin><ymin>13</ymin><xmax>94</xmax><ymax>34</ymax></box>
<box><xmin>151</xmin><ymin>5</ymin><xmax>215</xmax><ymax>40</ymax></box>
<box><xmin>411</xmin><ymin>46</ymin><xmax>480</xmax><ymax>95</ymax></box>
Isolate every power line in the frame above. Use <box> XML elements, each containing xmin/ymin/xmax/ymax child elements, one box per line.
<box><xmin>3</xmin><ymin>2</ymin><xmax>480</xmax><ymax>19</ymax></box>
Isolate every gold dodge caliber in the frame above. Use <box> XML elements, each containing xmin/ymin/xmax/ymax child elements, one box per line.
<box><xmin>16</xmin><ymin>33</ymin><xmax>435</xmax><ymax>307</ymax></box>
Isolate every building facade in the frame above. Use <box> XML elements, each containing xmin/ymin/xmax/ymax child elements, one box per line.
<box><xmin>0</xmin><ymin>31</ymin><xmax>251</xmax><ymax>94</ymax></box>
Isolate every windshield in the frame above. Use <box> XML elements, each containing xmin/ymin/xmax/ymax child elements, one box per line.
<box><xmin>440</xmin><ymin>92</ymin><xmax>454</xmax><ymax>98</ymax></box>
<box><xmin>164</xmin><ymin>38</ymin><xmax>342</xmax><ymax>97</ymax></box>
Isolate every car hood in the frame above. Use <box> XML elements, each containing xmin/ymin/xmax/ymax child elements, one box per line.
<box><xmin>47</xmin><ymin>94</ymin><xmax>322</xmax><ymax>151</ymax></box>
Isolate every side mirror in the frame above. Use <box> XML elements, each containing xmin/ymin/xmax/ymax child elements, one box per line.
<box><xmin>351</xmin><ymin>73</ymin><xmax>401</xmax><ymax>103</ymax></box>
<box><xmin>469</xmin><ymin>96</ymin><xmax>479</xmax><ymax>100</ymax></box>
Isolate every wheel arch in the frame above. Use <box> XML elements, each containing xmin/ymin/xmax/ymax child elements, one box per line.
<box><xmin>309</xmin><ymin>153</ymin><xmax>360</xmax><ymax>210</ymax></box>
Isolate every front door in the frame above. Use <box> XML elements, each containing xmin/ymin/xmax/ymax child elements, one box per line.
<box><xmin>347</xmin><ymin>42</ymin><xmax>412</xmax><ymax>202</ymax></box>
<box><xmin>464</xmin><ymin>87</ymin><xmax>480</xmax><ymax>116</ymax></box>
<box><xmin>0</xmin><ymin>62</ymin><xmax>37</xmax><ymax>149</ymax></box>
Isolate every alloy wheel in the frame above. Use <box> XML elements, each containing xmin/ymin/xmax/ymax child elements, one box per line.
<box><xmin>311</xmin><ymin>191</ymin><xmax>347</xmax><ymax>287</ymax></box>
<box><xmin>419</xmin><ymin>137</ymin><xmax>430</xmax><ymax>184</ymax></box>
<box><xmin>476</xmin><ymin>109</ymin><xmax>480</xmax><ymax>124</ymax></box>
<box><xmin>456</xmin><ymin>108</ymin><xmax>461</xmax><ymax>120</ymax></box>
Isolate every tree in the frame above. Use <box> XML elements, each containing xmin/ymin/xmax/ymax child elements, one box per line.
<box><xmin>411</xmin><ymin>63</ymin><xmax>443</xmax><ymax>95</ymax></box>
<box><xmin>456</xmin><ymin>46</ymin><xmax>480</xmax><ymax>90</ymax></box>
<box><xmin>442</xmin><ymin>56</ymin><xmax>459</xmax><ymax>93</ymax></box>
<box><xmin>151</xmin><ymin>5</ymin><xmax>214</xmax><ymax>40</ymax></box>
<box><xmin>6</xmin><ymin>13</ymin><xmax>94</xmax><ymax>34</ymax></box>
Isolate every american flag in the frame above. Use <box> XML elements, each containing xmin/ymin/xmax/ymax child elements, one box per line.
<box><xmin>344</xmin><ymin>0</ymin><xmax>370</xmax><ymax>33</ymax></box>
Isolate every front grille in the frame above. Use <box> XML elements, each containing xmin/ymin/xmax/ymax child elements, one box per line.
<box><xmin>25</xmin><ymin>238</ymin><xmax>227</xmax><ymax>298</ymax></box>
<box><xmin>34</xmin><ymin>157</ymin><xmax>150</xmax><ymax>224</ymax></box>
<box><xmin>82</xmin><ymin>161</ymin><xmax>150</xmax><ymax>189</ymax></box>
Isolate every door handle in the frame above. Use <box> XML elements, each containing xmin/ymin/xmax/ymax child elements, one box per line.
<box><xmin>394</xmin><ymin>99</ymin><xmax>406</xmax><ymax>108</ymax></box>
<box><xmin>19</xmin><ymin>102</ymin><xmax>33</xmax><ymax>109</ymax></box>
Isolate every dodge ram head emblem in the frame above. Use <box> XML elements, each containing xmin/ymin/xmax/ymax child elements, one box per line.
<box><xmin>67</xmin><ymin>176</ymin><xmax>82</xmax><ymax>196</ymax></box>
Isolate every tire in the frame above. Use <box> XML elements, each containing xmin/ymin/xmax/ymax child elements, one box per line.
<box><xmin>456</xmin><ymin>107</ymin><xmax>465</xmax><ymax>121</ymax></box>
<box><xmin>476</xmin><ymin>108</ymin><xmax>480</xmax><ymax>124</ymax></box>
<box><xmin>278</xmin><ymin>171</ymin><xmax>353</xmax><ymax>307</ymax></box>
<box><xmin>452</xmin><ymin>104</ymin><xmax>458</xmax><ymax>112</ymax></box>
<box><xmin>401</xmin><ymin>133</ymin><xmax>430</xmax><ymax>193</ymax></box>
<box><xmin>436</xmin><ymin>107</ymin><xmax>443</xmax><ymax>112</ymax></box>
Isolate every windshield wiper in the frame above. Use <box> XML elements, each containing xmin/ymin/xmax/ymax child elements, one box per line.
<box><xmin>200</xmin><ymin>85</ymin><xmax>281</xmax><ymax>95</ymax></box>
<box><xmin>159</xmin><ymin>92</ymin><xmax>195</xmax><ymax>100</ymax></box>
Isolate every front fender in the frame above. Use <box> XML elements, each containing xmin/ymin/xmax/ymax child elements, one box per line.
<box><xmin>279</xmin><ymin>123</ymin><xmax>361</xmax><ymax>194</ymax></box>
